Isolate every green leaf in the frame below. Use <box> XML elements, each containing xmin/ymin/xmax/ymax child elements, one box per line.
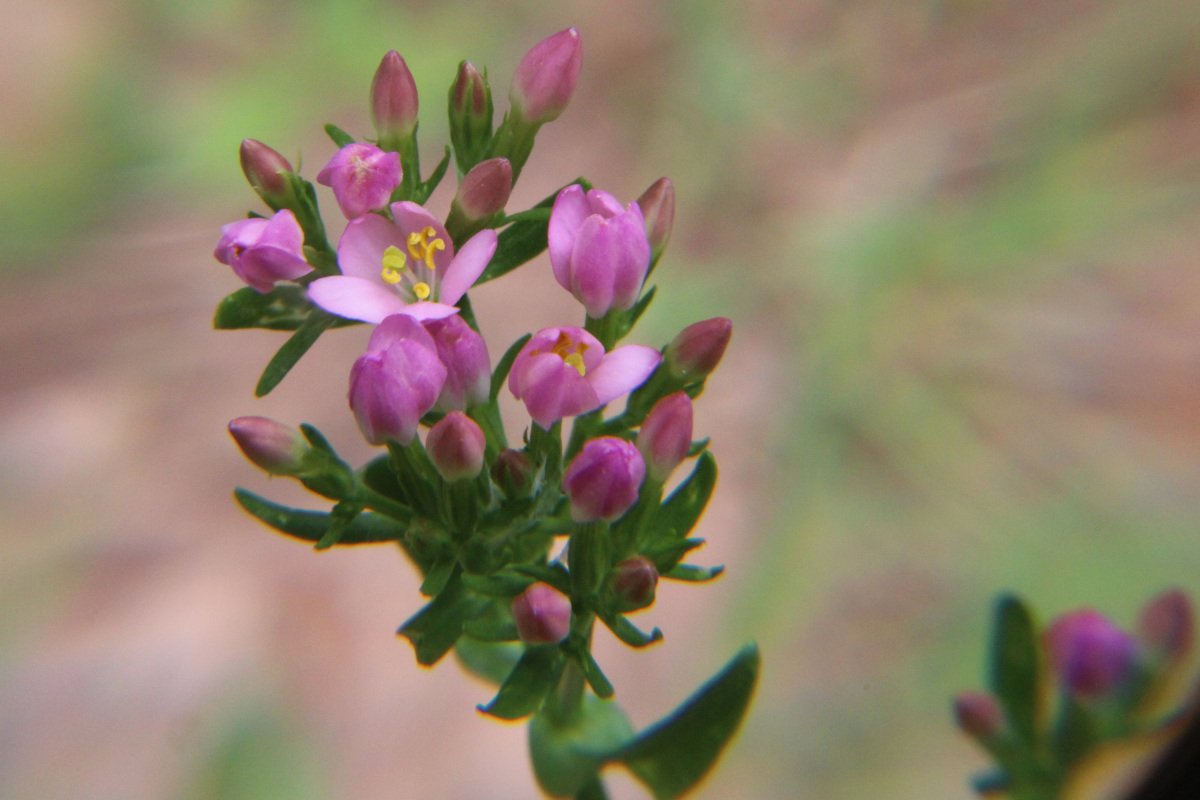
<box><xmin>213</xmin><ymin>284</ymin><xmax>315</xmax><ymax>331</ymax></box>
<box><xmin>415</xmin><ymin>146</ymin><xmax>452</xmax><ymax>205</ymax></box>
<box><xmin>529</xmin><ymin>695</ymin><xmax>634</xmax><ymax>798</ymax></box>
<box><xmin>988</xmin><ymin>594</ymin><xmax>1041</xmax><ymax>745</ymax></box>
<box><xmin>324</xmin><ymin>123</ymin><xmax>355</xmax><ymax>148</ymax></box>
<box><xmin>620</xmin><ymin>285</ymin><xmax>656</xmax><ymax>335</ymax></box>
<box><xmin>600</xmin><ymin>612</ymin><xmax>663</xmax><ymax>648</ymax></box>
<box><xmin>298</xmin><ymin>423</ymin><xmax>336</xmax><ymax>455</ymax></box>
<box><xmin>462</xmin><ymin>571</ymin><xmax>535</xmax><ymax>597</ymax></box>
<box><xmin>397</xmin><ymin>571</ymin><xmax>489</xmax><ymax>666</ymax></box>
<box><xmin>663</xmin><ymin>563</ymin><xmax>724</xmax><ymax>582</ymax></box>
<box><xmin>577</xmin><ymin>649</ymin><xmax>614</xmax><ymax>699</ymax></box>
<box><xmin>478</xmin><ymin>645</ymin><xmax>565</xmax><ymax>720</ymax></box>
<box><xmin>456</xmin><ymin>637</ymin><xmax>523</xmax><ymax>686</ymax></box>
<box><xmin>491</xmin><ymin>333</ymin><xmax>532</xmax><ymax>401</ymax></box>
<box><xmin>478</xmin><ymin>178</ymin><xmax>591</xmax><ymax>284</ymax></box>
<box><xmin>255</xmin><ymin>311</ymin><xmax>337</xmax><ymax>397</ymax></box>
<box><xmin>643</xmin><ymin>538</ymin><xmax>706</xmax><ymax>574</ymax></box>
<box><xmin>234</xmin><ymin>488</ymin><xmax>404</xmax><ymax>545</ymax></box>
<box><xmin>419</xmin><ymin>557</ymin><xmax>457</xmax><ymax>597</ymax></box>
<box><xmin>463</xmin><ymin>618</ymin><xmax>519</xmax><ymax>642</ymax></box>
<box><xmin>608</xmin><ymin>644</ymin><xmax>760</xmax><ymax>799</ymax></box>
<box><xmin>649</xmin><ymin>452</ymin><xmax>717</xmax><ymax>543</ymax></box>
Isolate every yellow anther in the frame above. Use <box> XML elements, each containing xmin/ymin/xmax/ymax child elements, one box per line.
<box><xmin>413</xmin><ymin>282</ymin><xmax>432</xmax><ymax>300</ymax></box>
<box><xmin>407</xmin><ymin>226</ymin><xmax>446</xmax><ymax>270</ymax></box>
<box><xmin>380</xmin><ymin>245</ymin><xmax>407</xmax><ymax>284</ymax></box>
<box><xmin>564</xmin><ymin>352</ymin><xmax>586</xmax><ymax>376</ymax></box>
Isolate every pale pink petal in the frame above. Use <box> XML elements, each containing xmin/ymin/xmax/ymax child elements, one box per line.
<box><xmin>548</xmin><ymin>185</ymin><xmax>589</xmax><ymax>288</ymax></box>
<box><xmin>585</xmin><ymin>188</ymin><xmax>624</xmax><ymax>218</ymax></box>
<box><xmin>308</xmin><ymin>276</ymin><xmax>410</xmax><ymax>323</ymax></box>
<box><xmin>366</xmin><ymin>312</ymin><xmax>435</xmax><ymax>353</ymax></box>
<box><xmin>391</xmin><ymin>201</ymin><xmax>455</xmax><ymax>271</ymax></box>
<box><xmin>400</xmin><ymin>301</ymin><xmax>461</xmax><ymax>321</ymax></box>
<box><xmin>337</xmin><ymin>215</ymin><xmax>400</xmax><ymax>281</ymax></box>
<box><xmin>514</xmin><ymin>353</ymin><xmax>598</xmax><ymax>428</ymax></box>
<box><xmin>569</xmin><ymin>216</ymin><xmax>617</xmax><ymax>319</ymax></box>
<box><xmin>440</xmin><ymin>229</ymin><xmax>497</xmax><ymax>304</ymax></box>
<box><xmin>587</xmin><ymin>344</ymin><xmax>661</xmax><ymax>405</ymax></box>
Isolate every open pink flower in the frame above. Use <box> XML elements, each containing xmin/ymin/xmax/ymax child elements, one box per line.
<box><xmin>317</xmin><ymin>143</ymin><xmax>402</xmax><ymax>219</ymax></box>
<box><xmin>213</xmin><ymin>209</ymin><xmax>312</xmax><ymax>293</ymax></box>
<box><xmin>508</xmin><ymin>326</ymin><xmax>660</xmax><ymax>428</ymax></box>
<box><xmin>308</xmin><ymin>201</ymin><xmax>497</xmax><ymax>323</ymax></box>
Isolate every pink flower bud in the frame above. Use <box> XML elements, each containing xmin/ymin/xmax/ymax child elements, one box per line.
<box><xmin>953</xmin><ymin>692</ymin><xmax>1006</xmax><ymax>741</ymax></box>
<box><xmin>239</xmin><ymin>139</ymin><xmax>294</xmax><ymax>207</ymax></box>
<box><xmin>348</xmin><ymin>314</ymin><xmax>447</xmax><ymax>445</ymax></box>
<box><xmin>1138</xmin><ymin>588</ymin><xmax>1193</xmax><ymax>663</ymax></box>
<box><xmin>1046</xmin><ymin>609</ymin><xmax>1140</xmax><ymax>699</ymax></box>
<box><xmin>637</xmin><ymin>177</ymin><xmax>675</xmax><ymax>258</ymax></box>
<box><xmin>454</xmin><ymin>158</ymin><xmax>513</xmax><ymax>221</ymax></box>
<box><xmin>449</xmin><ymin>61</ymin><xmax>492</xmax><ymax>160</ymax></box>
<box><xmin>612</xmin><ymin>556</ymin><xmax>658</xmax><ymax>611</ymax></box>
<box><xmin>548</xmin><ymin>185</ymin><xmax>651</xmax><ymax>318</ymax></box>
<box><xmin>316</xmin><ymin>143</ymin><xmax>403</xmax><ymax>220</ymax></box>
<box><xmin>371</xmin><ymin>50</ymin><xmax>419</xmax><ymax>145</ymax></box>
<box><xmin>637</xmin><ymin>392</ymin><xmax>693</xmax><ymax>482</ymax></box>
<box><xmin>228</xmin><ymin>416</ymin><xmax>310</xmax><ymax>475</ymax></box>
<box><xmin>665</xmin><ymin>317</ymin><xmax>732</xmax><ymax>381</ymax></box>
<box><xmin>510</xmin><ymin>27</ymin><xmax>583</xmax><ymax>125</ymax></box>
<box><xmin>426</xmin><ymin>412</ymin><xmax>486</xmax><ymax>481</ymax></box>
<box><xmin>492</xmin><ymin>448</ymin><xmax>534</xmax><ymax>499</ymax></box>
<box><xmin>512</xmin><ymin>582</ymin><xmax>571</xmax><ymax>644</ymax></box>
<box><xmin>563</xmin><ymin>437</ymin><xmax>646</xmax><ymax>523</ymax></box>
<box><xmin>213</xmin><ymin>209</ymin><xmax>312</xmax><ymax>293</ymax></box>
<box><xmin>422</xmin><ymin>315</ymin><xmax>491</xmax><ymax>411</ymax></box>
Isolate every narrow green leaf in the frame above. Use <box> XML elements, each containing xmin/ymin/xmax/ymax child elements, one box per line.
<box><xmin>419</xmin><ymin>557</ymin><xmax>457</xmax><ymax>597</ymax></box>
<box><xmin>622</xmin><ymin>285</ymin><xmax>657</xmax><ymax>333</ymax></box>
<box><xmin>663</xmin><ymin>563</ymin><xmax>724</xmax><ymax>582</ymax></box>
<box><xmin>478</xmin><ymin>178</ymin><xmax>591</xmax><ymax>284</ymax></box>
<box><xmin>456</xmin><ymin>637</ymin><xmax>523</xmax><ymax>686</ymax></box>
<box><xmin>462</xmin><ymin>571</ymin><xmax>535</xmax><ymax>597</ymax></box>
<box><xmin>600</xmin><ymin>612</ymin><xmax>663</xmax><ymax>648</ymax></box>
<box><xmin>491</xmin><ymin>333</ymin><xmax>532</xmax><ymax>401</ymax></box>
<box><xmin>608</xmin><ymin>644</ymin><xmax>760</xmax><ymax>799</ymax></box>
<box><xmin>213</xmin><ymin>285</ymin><xmax>313</xmax><ymax>331</ymax></box>
<box><xmin>415</xmin><ymin>146</ymin><xmax>452</xmax><ymax>205</ymax></box>
<box><xmin>314</xmin><ymin>500</ymin><xmax>363</xmax><ymax>550</ymax></box>
<box><xmin>478</xmin><ymin>645</ymin><xmax>565</xmax><ymax>720</ymax></box>
<box><xmin>255</xmin><ymin>311</ymin><xmax>337</xmax><ymax>397</ymax></box>
<box><xmin>578</xmin><ymin>649</ymin><xmax>615</xmax><ymax>699</ymax></box>
<box><xmin>234</xmin><ymin>488</ymin><xmax>403</xmax><ymax>545</ymax></box>
<box><xmin>299</xmin><ymin>422</ymin><xmax>337</xmax><ymax>455</ymax></box>
<box><xmin>643</xmin><ymin>538</ymin><xmax>706</xmax><ymax>574</ymax></box>
<box><xmin>324</xmin><ymin>123</ymin><xmax>355</xmax><ymax>147</ymax></box>
<box><xmin>649</xmin><ymin>452</ymin><xmax>717</xmax><ymax>543</ymax></box>
<box><xmin>463</xmin><ymin>618</ymin><xmax>519</xmax><ymax>642</ymax></box>
<box><xmin>398</xmin><ymin>572</ymin><xmax>489</xmax><ymax>666</ymax></box>
<box><xmin>988</xmin><ymin>594</ymin><xmax>1041</xmax><ymax>744</ymax></box>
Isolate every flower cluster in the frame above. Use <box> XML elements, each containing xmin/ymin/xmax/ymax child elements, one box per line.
<box><xmin>211</xmin><ymin>28</ymin><xmax>755</xmax><ymax>800</ymax></box>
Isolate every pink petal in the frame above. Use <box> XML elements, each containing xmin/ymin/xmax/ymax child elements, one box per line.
<box><xmin>337</xmin><ymin>215</ymin><xmax>401</xmax><ymax>281</ymax></box>
<box><xmin>548</xmin><ymin>185</ymin><xmax>589</xmax><ymax>288</ymax></box>
<box><xmin>514</xmin><ymin>353</ymin><xmax>598</xmax><ymax>428</ymax></box>
<box><xmin>440</xmin><ymin>229</ymin><xmax>497</xmax><ymax>303</ymax></box>
<box><xmin>587</xmin><ymin>344</ymin><xmax>661</xmax><ymax>405</ymax></box>
<box><xmin>400</xmin><ymin>301</ymin><xmax>461</xmax><ymax>321</ymax></box>
<box><xmin>391</xmin><ymin>201</ymin><xmax>454</xmax><ymax>271</ymax></box>
<box><xmin>569</xmin><ymin>216</ymin><xmax>617</xmax><ymax>319</ymax></box>
<box><xmin>308</xmin><ymin>276</ymin><xmax>410</xmax><ymax>323</ymax></box>
<box><xmin>366</xmin><ymin>312</ymin><xmax>433</xmax><ymax>353</ymax></box>
<box><xmin>585</xmin><ymin>188</ymin><xmax>624</xmax><ymax>218</ymax></box>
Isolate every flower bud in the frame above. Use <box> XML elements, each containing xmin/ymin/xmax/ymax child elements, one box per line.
<box><xmin>1046</xmin><ymin>609</ymin><xmax>1140</xmax><ymax>700</ymax></box>
<box><xmin>664</xmin><ymin>317</ymin><xmax>733</xmax><ymax>381</ymax></box>
<box><xmin>239</xmin><ymin>139</ymin><xmax>294</xmax><ymax>209</ymax></box>
<box><xmin>563</xmin><ymin>437</ymin><xmax>646</xmax><ymax>523</ymax></box>
<box><xmin>449</xmin><ymin>61</ymin><xmax>493</xmax><ymax>167</ymax></box>
<box><xmin>492</xmin><ymin>448</ymin><xmax>534</xmax><ymax>499</ymax></box>
<box><xmin>611</xmin><ymin>556</ymin><xmax>658</xmax><ymax>612</ymax></box>
<box><xmin>228</xmin><ymin>416</ymin><xmax>310</xmax><ymax>475</ymax></box>
<box><xmin>453</xmin><ymin>158</ymin><xmax>513</xmax><ymax>221</ymax></box>
<box><xmin>512</xmin><ymin>582</ymin><xmax>571</xmax><ymax>644</ymax></box>
<box><xmin>371</xmin><ymin>50</ymin><xmax>419</xmax><ymax>147</ymax></box>
<box><xmin>348</xmin><ymin>315</ymin><xmax>447</xmax><ymax>446</ymax></box>
<box><xmin>213</xmin><ymin>209</ymin><xmax>312</xmax><ymax>293</ymax></box>
<box><xmin>423</xmin><ymin>315</ymin><xmax>491</xmax><ymax>411</ymax></box>
<box><xmin>953</xmin><ymin>692</ymin><xmax>1006</xmax><ymax>742</ymax></box>
<box><xmin>317</xmin><ymin>142</ymin><xmax>403</xmax><ymax>220</ymax></box>
<box><xmin>509</xmin><ymin>27</ymin><xmax>583</xmax><ymax>125</ymax></box>
<box><xmin>425</xmin><ymin>412</ymin><xmax>486</xmax><ymax>481</ymax></box>
<box><xmin>637</xmin><ymin>392</ymin><xmax>693</xmax><ymax>482</ymax></box>
<box><xmin>637</xmin><ymin>177</ymin><xmax>675</xmax><ymax>260</ymax></box>
<box><xmin>1138</xmin><ymin>588</ymin><xmax>1193</xmax><ymax>663</ymax></box>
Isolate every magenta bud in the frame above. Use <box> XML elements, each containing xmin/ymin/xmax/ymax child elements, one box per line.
<box><xmin>637</xmin><ymin>177</ymin><xmax>675</xmax><ymax>259</ymax></box>
<box><xmin>239</xmin><ymin>139</ymin><xmax>294</xmax><ymax>207</ymax></box>
<box><xmin>1046</xmin><ymin>609</ymin><xmax>1140</xmax><ymax>700</ymax></box>
<box><xmin>510</xmin><ymin>27</ymin><xmax>583</xmax><ymax>125</ymax></box>
<box><xmin>1138</xmin><ymin>588</ymin><xmax>1194</xmax><ymax>663</ymax></box>
<box><xmin>492</xmin><ymin>448</ymin><xmax>534</xmax><ymax>499</ymax></box>
<box><xmin>665</xmin><ymin>317</ymin><xmax>733</xmax><ymax>381</ymax></box>
<box><xmin>454</xmin><ymin>158</ymin><xmax>513</xmax><ymax>221</ymax></box>
<box><xmin>563</xmin><ymin>437</ymin><xmax>646</xmax><ymax>523</ymax></box>
<box><xmin>316</xmin><ymin>143</ymin><xmax>403</xmax><ymax>220</ymax></box>
<box><xmin>228</xmin><ymin>416</ymin><xmax>310</xmax><ymax>475</ymax></box>
<box><xmin>371</xmin><ymin>50</ymin><xmax>419</xmax><ymax>146</ymax></box>
<box><xmin>422</xmin><ymin>315</ymin><xmax>492</xmax><ymax>411</ymax></box>
<box><xmin>638</xmin><ymin>392</ymin><xmax>693</xmax><ymax>482</ymax></box>
<box><xmin>449</xmin><ymin>61</ymin><xmax>493</xmax><ymax>163</ymax></box>
<box><xmin>348</xmin><ymin>315</ymin><xmax>447</xmax><ymax>446</ymax></box>
<box><xmin>512</xmin><ymin>582</ymin><xmax>571</xmax><ymax>644</ymax></box>
<box><xmin>953</xmin><ymin>692</ymin><xmax>1006</xmax><ymax>741</ymax></box>
<box><xmin>426</xmin><ymin>412</ymin><xmax>486</xmax><ymax>481</ymax></box>
<box><xmin>612</xmin><ymin>556</ymin><xmax>659</xmax><ymax>612</ymax></box>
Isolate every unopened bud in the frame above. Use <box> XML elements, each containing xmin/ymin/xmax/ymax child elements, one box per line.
<box><xmin>953</xmin><ymin>692</ymin><xmax>1006</xmax><ymax>742</ymax></box>
<box><xmin>512</xmin><ymin>582</ymin><xmax>571</xmax><ymax>644</ymax></box>
<box><xmin>371</xmin><ymin>50</ymin><xmax>419</xmax><ymax>147</ymax></box>
<box><xmin>453</xmin><ymin>158</ymin><xmax>513</xmax><ymax>221</ymax></box>
<box><xmin>509</xmin><ymin>27</ymin><xmax>583</xmax><ymax>126</ymax></box>
<box><xmin>1139</xmin><ymin>588</ymin><xmax>1194</xmax><ymax>663</ymax></box>
<box><xmin>665</xmin><ymin>317</ymin><xmax>732</xmax><ymax>381</ymax></box>
<box><xmin>1046</xmin><ymin>609</ymin><xmax>1140</xmax><ymax>700</ymax></box>
<box><xmin>239</xmin><ymin>139</ymin><xmax>294</xmax><ymax>209</ymax></box>
<box><xmin>449</xmin><ymin>61</ymin><xmax>493</xmax><ymax>169</ymax></box>
<box><xmin>637</xmin><ymin>392</ymin><xmax>693</xmax><ymax>482</ymax></box>
<box><xmin>612</xmin><ymin>556</ymin><xmax>658</xmax><ymax>612</ymax></box>
<box><xmin>563</xmin><ymin>437</ymin><xmax>646</xmax><ymax>523</ymax></box>
<box><xmin>228</xmin><ymin>416</ymin><xmax>309</xmax><ymax>475</ymax></box>
<box><xmin>425</xmin><ymin>412</ymin><xmax>486</xmax><ymax>482</ymax></box>
<box><xmin>492</xmin><ymin>448</ymin><xmax>534</xmax><ymax>499</ymax></box>
<box><xmin>637</xmin><ymin>177</ymin><xmax>675</xmax><ymax>260</ymax></box>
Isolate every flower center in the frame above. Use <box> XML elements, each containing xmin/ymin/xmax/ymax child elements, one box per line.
<box><xmin>550</xmin><ymin>331</ymin><xmax>588</xmax><ymax>376</ymax></box>
<box><xmin>378</xmin><ymin>226</ymin><xmax>447</xmax><ymax>302</ymax></box>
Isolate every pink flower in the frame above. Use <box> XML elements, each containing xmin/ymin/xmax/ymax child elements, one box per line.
<box><xmin>213</xmin><ymin>209</ymin><xmax>312</xmax><ymax>293</ymax></box>
<box><xmin>1045</xmin><ymin>609</ymin><xmax>1140</xmax><ymax>699</ymax></box>
<box><xmin>423</xmin><ymin>314</ymin><xmax>491</xmax><ymax>411</ymax></box>
<box><xmin>316</xmin><ymin>143</ymin><xmax>402</xmax><ymax>219</ymax></box>
<box><xmin>548</xmin><ymin>185</ymin><xmax>651</xmax><ymax>318</ymax></box>
<box><xmin>507</xmin><ymin>326</ymin><xmax>660</xmax><ymax>429</ymax></box>
<box><xmin>637</xmin><ymin>392</ymin><xmax>693</xmax><ymax>482</ymax></box>
<box><xmin>512</xmin><ymin>583</ymin><xmax>571</xmax><ymax>644</ymax></box>
<box><xmin>562</xmin><ymin>436</ymin><xmax>646</xmax><ymax>522</ymax></box>
<box><xmin>308</xmin><ymin>201</ymin><xmax>497</xmax><ymax>323</ymax></box>
<box><xmin>348</xmin><ymin>314</ymin><xmax>447</xmax><ymax>445</ymax></box>
<box><xmin>510</xmin><ymin>28</ymin><xmax>583</xmax><ymax>125</ymax></box>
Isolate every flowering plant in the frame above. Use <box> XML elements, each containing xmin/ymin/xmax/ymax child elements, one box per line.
<box><xmin>213</xmin><ymin>28</ymin><xmax>756</xmax><ymax>799</ymax></box>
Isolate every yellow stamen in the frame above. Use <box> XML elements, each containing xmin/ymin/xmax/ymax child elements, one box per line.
<box><xmin>564</xmin><ymin>352</ymin><xmax>586</xmax><ymax>376</ymax></box>
<box><xmin>407</xmin><ymin>226</ymin><xmax>447</xmax><ymax>271</ymax></box>
<box><xmin>380</xmin><ymin>245</ymin><xmax>407</xmax><ymax>284</ymax></box>
<box><xmin>413</xmin><ymin>281</ymin><xmax>432</xmax><ymax>300</ymax></box>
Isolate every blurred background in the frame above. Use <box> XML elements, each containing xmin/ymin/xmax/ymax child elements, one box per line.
<box><xmin>3</xmin><ymin>0</ymin><xmax>1200</xmax><ymax>797</ymax></box>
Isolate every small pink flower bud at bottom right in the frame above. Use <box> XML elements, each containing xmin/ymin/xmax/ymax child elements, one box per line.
<box><xmin>953</xmin><ymin>692</ymin><xmax>1005</xmax><ymax>742</ymax></box>
<box><xmin>1045</xmin><ymin>609</ymin><xmax>1140</xmax><ymax>700</ymax></box>
<box><xmin>512</xmin><ymin>583</ymin><xmax>571</xmax><ymax>644</ymax></box>
<box><xmin>562</xmin><ymin>436</ymin><xmax>646</xmax><ymax>523</ymax></box>
<box><xmin>638</xmin><ymin>392</ymin><xmax>693</xmax><ymax>482</ymax></box>
<box><xmin>665</xmin><ymin>317</ymin><xmax>732</xmax><ymax>381</ymax></box>
<box><xmin>228</xmin><ymin>416</ymin><xmax>309</xmax><ymax>475</ymax></box>
<box><xmin>425</xmin><ymin>411</ymin><xmax>486</xmax><ymax>482</ymax></box>
<box><xmin>612</xmin><ymin>556</ymin><xmax>659</xmax><ymax>612</ymax></box>
<box><xmin>1138</xmin><ymin>588</ymin><xmax>1194</xmax><ymax>663</ymax></box>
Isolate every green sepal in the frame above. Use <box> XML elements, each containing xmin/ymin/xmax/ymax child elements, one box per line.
<box><xmin>577</xmin><ymin>648</ymin><xmax>614</xmax><ymax>699</ymax></box>
<box><xmin>213</xmin><ymin>285</ymin><xmax>320</xmax><ymax>331</ymax></box>
<box><xmin>515</xmin><ymin>562</ymin><xmax>572</xmax><ymax>595</ymax></box>
<box><xmin>314</xmin><ymin>500</ymin><xmax>363</xmax><ymax>549</ymax></box>
<box><xmin>397</xmin><ymin>570</ymin><xmax>489</xmax><ymax>666</ymax></box>
<box><xmin>413</xmin><ymin>146</ymin><xmax>452</xmax><ymax>205</ymax></box>
<box><xmin>463</xmin><ymin>618</ymin><xmax>519</xmax><ymax>642</ymax></box>
<box><xmin>462</xmin><ymin>570</ymin><xmax>536</xmax><ymax>597</ymax></box>
<box><xmin>613</xmin><ymin>285</ymin><xmax>656</xmax><ymax>341</ymax></box>
<box><xmin>643</xmin><ymin>538</ymin><xmax>705</xmax><ymax>574</ymax></box>
<box><xmin>529</xmin><ymin>695</ymin><xmax>634</xmax><ymax>798</ymax></box>
<box><xmin>599</xmin><ymin>612</ymin><xmax>663</xmax><ymax>648</ymax></box>
<box><xmin>419</xmin><ymin>557</ymin><xmax>457</xmax><ymax>597</ymax></box>
<box><xmin>324</xmin><ymin>123</ymin><xmax>355</xmax><ymax>147</ymax></box>
<box><xmin>298</xmin><ymin>423</ymin><xmax>336</xmax><ymax>455</ymax></box>
<box><xmin>478</xmin><ymin>179</ymin><xmax>591</xmax><ymax>284</ymax></box>
<box><xmin>234</xmin><ymin>488</ymin><xmax>404</xmax><ymax>545</ymax></box>
<box><xmin>606</xmin><ymin>644</ymin><xmax>760</xmax><ymax>799</ymax></box>
<box><xmin>687</xmin><ymin>438</ymin><xmax>710</xmax><ymax>457</ymax></box>
<box><xmin>491</xmin><ymin>333</ymin><xmax>532</xmax><ymax>401</ymax></box>
<box><xmin>456</xmin><ymin>637</ymin><xmax>523</xmax><ymax>686</ymax></box>
<box><xmin>255</xmin><ymin>311</ymin><xmax>337</xmax><ymax>397</ymax></box>
<box><xmin>478</xmin><ymin>645</ymin><xmax>565</xmax><ymax>720</ymax></box>
<box><xmin>988</xmin><ymin>594</ymin><xmax>1042</xmax><ymax>745</ymax></box>
<box><xmin>663</xmin><ymin>563</ymin><xmax>724</xmax><ymax>582</ymax></box>
<box><xmin>648</xmin><ymin>452</ymin><xmax>716</xmax><ymax>543</ymax></box>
